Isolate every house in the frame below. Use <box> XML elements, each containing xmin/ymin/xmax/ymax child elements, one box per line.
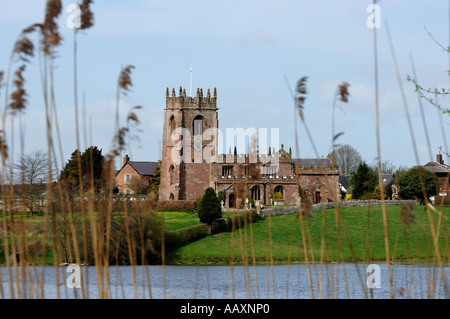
<box><xmin>424</xmin><ymin>151</ymin><xmax>450</xmax><ymax>201</ymax></box>
<box><xmin>115</xmin><ymin>155</ymin><xmax>159</xmax><ymax>194</ymax></box>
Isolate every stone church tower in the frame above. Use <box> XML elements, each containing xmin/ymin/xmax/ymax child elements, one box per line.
<box><xmin>159</xmin><ymin>86</ymin><xmax>219</xmax><ymax>200</ymax></box>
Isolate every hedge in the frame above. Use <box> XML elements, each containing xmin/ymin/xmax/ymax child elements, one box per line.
<box><xmin>165</xmin><ymin>224</ymin><xmax>209</xmax><ymax>248</ymax></box>
<box><xmin>158</xmin><ymin>200</ymin><xmax>198</xmax><ymax>211</ymax></box>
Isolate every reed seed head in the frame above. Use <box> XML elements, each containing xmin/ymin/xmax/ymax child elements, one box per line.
<box><xmin>13</xmin><ymin>35</ymin><xmax>35</xmax><ymax>62</ymax></box>
<box><xmin>338</xmin><ymin>81</ymin><xmax>350</xmax><ymax>103</ymax></box>
<box><xmin>79</xmin><ymin>0</ymin><xmax>94</xmax><ymax>30</ymax></box>
<box><xmin>119</xmin><ymin>65</ymin><xmax>135</xmax><ymax>95</ymax></box>
<box><xmin>295</xmin><ymin>76</ymin><xmax>308</xmax><ymax>120</ymax></box>
<box><xmin>9</xmin><ymin>65</ymin><xmax>28</xmax><ymax>114</ymax></box>
<box><xmin>41</xmin><ymin>0</ymin><xmax>63</xmax><ymax>54</ymax></box>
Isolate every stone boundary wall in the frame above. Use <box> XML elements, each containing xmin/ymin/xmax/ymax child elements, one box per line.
<box><xmin>258</xmin><ymin>200</ymin><xmax>418</xmax><ymax>218</ymax></box>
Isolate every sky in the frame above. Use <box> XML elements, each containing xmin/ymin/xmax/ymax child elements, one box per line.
<box><xmin>0</xmin><ymin>0</ymin><xmax>448</xmax><ymax>172</ymax></box>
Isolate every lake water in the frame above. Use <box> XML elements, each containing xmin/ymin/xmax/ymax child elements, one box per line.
<box><xmin>1</xmin><ymin>263</ymin><xmax>449</xmax><ymax>299</ymax></box>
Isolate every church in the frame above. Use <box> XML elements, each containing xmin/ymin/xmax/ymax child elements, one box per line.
<box><xmin>158</xmin><ymin>86</ymin><xmax>341</xmax><ymax>208</ymax></box>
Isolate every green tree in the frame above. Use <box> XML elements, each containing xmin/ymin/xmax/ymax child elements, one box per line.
<box><xmin>350</xmin><ymin>162</ymin><xmax>376</xmax><ymax>200</ymax></box>
<box><xmin>60</xmin><ymin>146</ymin><xmax>104</xmax><ymax>192</ymax></box>
<box><xmin>197</xmin><ymin>187</ymin><xmax>222</xmax><ymax>231</ymax></box>
<box><xmin>398</xmin><ymin>166</ymin><xmax>437</xmax><ymax>203</ymax></box>
<box><xmin>149</xmin><ymin>161</ymin><xmax>161</xmax><ymax>195</ymax></box>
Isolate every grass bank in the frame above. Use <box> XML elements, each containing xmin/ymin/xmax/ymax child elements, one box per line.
<box><xmin>167</xmin><ymin>205</ymin><xmax>450</xmax><ymax>265</ymax></box>
<box><xmin>2</xmin><ymin>205</ymin><xmax>449</xmax><ymax>265</ymax></box>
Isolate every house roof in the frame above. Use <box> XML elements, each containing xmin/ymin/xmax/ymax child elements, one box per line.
<box><xmin>291</xmin><ymin>158</ymin><xmax>334</xmax><ymax>168</ymax></box>
<box><xmin>424</xmin><ymin>162</ymin><xmax>450</xmax><ymax>174</ymax></box>
<box><xmin>339</xmin><ymin>175</ymin><xmax>349</xmax><ymax>189</ymax></box>
<box><xmin>128</xmin><ymin>161</ymin><xmax>159</xmax><ymax>176</ymax></box>
<box><xmin>382</xmin><ymin>174</ymin><xmax>394</xmax><ymax>185</ymax></box>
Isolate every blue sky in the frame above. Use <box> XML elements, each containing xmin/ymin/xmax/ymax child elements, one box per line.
<box><xmin>0</xmin><ymin>0</ymin><xmax>448</xmax><ymax>171</ymax></box>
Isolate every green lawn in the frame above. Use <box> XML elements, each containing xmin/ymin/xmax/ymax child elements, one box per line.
<box><xmin>157</xmin><ymin>210</ymin><xmax>203</xmax><ymax>231</ymax></box>
<box><xmin>167</xmin><ymin>205</ymin><xmax>450</xmax><ymax>264</ymax></box>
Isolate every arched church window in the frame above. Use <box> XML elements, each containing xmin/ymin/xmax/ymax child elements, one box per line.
<box><xmin>251</xmin><ymin>185</ymin><xmax>261</xmax><ymax>201</ymax></box>
<box><xmin>274</xmin><ymin>185</ymin><xmax>284</xmax><ymax>196</ymax></box>
<box><xmin>169</xmin><ymin>115</ymin><xmax>176</xmax><ymax>134</ymax></box>
<box><xmin>169</xmin><ymin>165</ymin><xmax>175</xmax><ymax>185</ymax></box>
<box><xmin>193</xmin><ymin>115</ymin><xmax>203</xmax><ymax>136</ymax></box>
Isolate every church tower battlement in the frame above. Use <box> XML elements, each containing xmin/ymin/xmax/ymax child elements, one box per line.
<box><xmin>165</xmin><ymin>86</ymin><xmax>218</xmax><ymax>110</ymax></box>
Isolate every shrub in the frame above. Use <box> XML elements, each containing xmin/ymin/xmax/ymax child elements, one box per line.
<box><xmin>273</xmin><ymin>192</ymin><xmax>283</xmax><ymax>201</ymax></box>
<box><xmin>198</xmin><ymin>187</ymin><xmax>222</xmax><ymax>228</ymax></box>
<box><xmin>359</xmin><ymin>192</ymin><xmax>373</xmax><ymax>200</ymax></box>
<box><xmin>111</xmin><ymin>211</ymin><xmax>165</xmax><ymax>265</ymax></box>
<box><xmin>372</xmin><ymin>186</ymin><xmax>382</xmax><ymax>200</ymax></box>
<box><xmin>49</xmin><ymin>209</ymin><xmax>165</xmax><ymax>265</ymax></box>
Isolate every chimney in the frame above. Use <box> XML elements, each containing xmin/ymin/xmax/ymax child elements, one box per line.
<box><xmin>123</xmin><ymin>154</ymin><xmax>130</xmax><ymax>165</ymax></box>
<box><xmin>437</xmin><ymin>150</ymin><xmax>444</xmax><ymax>165</ymax></box>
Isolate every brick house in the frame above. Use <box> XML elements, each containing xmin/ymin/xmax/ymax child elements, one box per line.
<box><xmin>115</xmin><ymin>155</ymin><xmax>159</xmax><ymax>194</ymax></box>
<box><xmin>158</xmin><ymin>86</ymin><xmax>340</xmax><ymax>207</ymax></box>
<box><xmin>424</xmin><ymin>151</ymin><xmax>450</xmax><ymax>201</ymax></box>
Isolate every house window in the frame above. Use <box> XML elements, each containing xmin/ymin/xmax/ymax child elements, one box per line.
<box><xmin>124</xmin><ymin>174</ymin><xmax>131</xmax><ymax>184</ymax></box>
<box><xmin>124</xmin><ymin>188</ymin><xmax>132</xmax><ymax>195</ymax></box>
<box><xmin>193</xmin><ymin>116</ymin><xmax>203</xmax><ymax>136</ymax></box>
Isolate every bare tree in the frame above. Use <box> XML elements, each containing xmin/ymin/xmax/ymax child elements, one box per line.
<box><xmin>14</xmin><ymin>150</ymin><xmax>52</xmax><ymax>214</ymax></box>
<box><xmin>330</xmin><ymin>144</ymin><xmax>363</xmax><ymax>177</ymax></box>
<box><xmin>371</xmin><ymin>159</ymin><xmax>397</xmax><ymax>174</ymax></box>
<box><xmin>127</xmin><ymin>175</ymin><xmax>150</xmax><ymax>195</ymax></box>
